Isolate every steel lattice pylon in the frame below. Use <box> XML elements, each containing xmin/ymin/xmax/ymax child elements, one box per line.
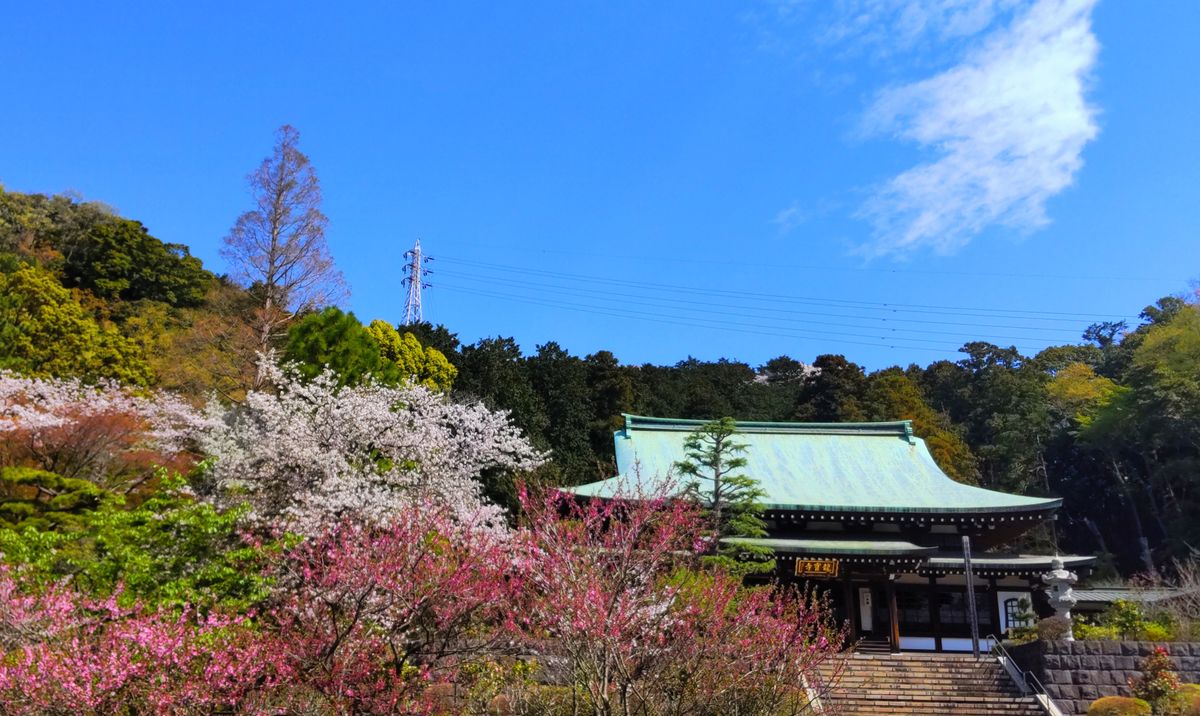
<box><xmin>401</xmin><ymin>239</ymin><xmax>432</xmax><ymax>325</ymax></box>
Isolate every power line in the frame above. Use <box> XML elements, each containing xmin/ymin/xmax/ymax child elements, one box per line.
<box><xmin>429</xmin><ymin>241</ymin><xmax>1170</xmax><ymax>283</ymax></box>
<box><xmin>435</xmin><ymin>268</ymin><xmax>1089</xmax><ymax>340</ymax></box>
<box><xmin>435</xmin><ymin>283</ymin><xmax>1056</xmax><ymax>355</ymax></box>
<box><xmin>434</xmin><ymin>255</ymin><xmax>1136</xmax><ymax>322</ymax></box>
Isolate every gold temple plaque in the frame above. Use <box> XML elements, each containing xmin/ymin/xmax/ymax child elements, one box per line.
<box><xmin>795</xmin><ymin>558</ymin><xmax>839</xmax><ymax>579</ymax></box>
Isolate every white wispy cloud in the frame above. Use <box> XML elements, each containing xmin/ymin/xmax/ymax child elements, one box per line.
<box><xmin>818</xmin><ymin>0</ymin><xmax>1020</xmax><ymax>54</ymax></box>
<box><xmin>855</xmin><ymin>0</ymin><xmax>1100</xmax><ymax>257</ymax></box>
<box><xmin>773</xmin><ymin>202</ymin><xmax>808</xmax><ymax>233</ymax></box>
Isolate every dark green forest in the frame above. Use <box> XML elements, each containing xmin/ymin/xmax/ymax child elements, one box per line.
<box><xmin>2</xmin><ymin>186</ymin><xmax>1198</xmax><ymax>579</ymax></box>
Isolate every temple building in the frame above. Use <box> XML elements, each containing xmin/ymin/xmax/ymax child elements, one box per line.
<box><xmin>569</xmin><ymin>415</ymin><xmax>1095</xmax><ymax>653</ymax></box>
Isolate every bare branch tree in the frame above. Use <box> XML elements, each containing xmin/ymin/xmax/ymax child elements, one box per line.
<box><xmin>222</xmin><ymin>125</ymin><xmax>347</xmax><ymax>382</ymax></box>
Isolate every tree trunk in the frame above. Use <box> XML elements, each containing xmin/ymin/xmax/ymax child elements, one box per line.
<box><xmin>1083</xmin><ymin>516</ymin><xmax>1110</xmax><ymax>556</ymax></box>
<box><xmin>1111</xmin><ymin>456</ymin><xmax>1157</xmax><ymax>575</ymax></box>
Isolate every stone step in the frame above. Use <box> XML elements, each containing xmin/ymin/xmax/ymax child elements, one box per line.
<box><xmin>829</xmin><ymin>675</ymin><xmax>1014</xmax><ymax>684</ymax></box>
<box><xmin>821</xmin><ymin>701</ymin><xmax>1043</xmax><ymax>712</ymax></box>
<box><xmin>830</xmin><ymin>696</ymin><xmax>1042</xmax><ymax>706</ymax></box>
<box><xmin>819</xmin><ymin>653</ymin><xmax>1044</xmax><ymax>716</ymax></box>
<box><xmin>832</xmin><ymin>675</ymin><xmax>1013</xmax><ymax>685</ymax></box>
<box><xmin>830</xmin><ymin>700</ymin><xmax>1040</xmax><ymax>708</ymax></box>
<box><xmin>829</xmin><ymin>682</ymin><xmax>1016</xmax><ymax>692</ymax></box>
<box><xmin>824</xmin><ymin>670</ymin><xmax>1008</xmax><ymax>677</ymax></box>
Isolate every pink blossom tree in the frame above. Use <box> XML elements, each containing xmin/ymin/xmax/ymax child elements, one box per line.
<box><xmin>255</xmin><ymin>504</ymin><xmax>518</xmax><ymax>713</ymax></box>
<box><xmin>0</xmin><ymin>565</ymin><xmax>271</xmax><ymax>714</ymax></box>
<box><xmin>514</xmin><ymin>485</ymin><xmax>847</xmax><ymax>716</ymax></box>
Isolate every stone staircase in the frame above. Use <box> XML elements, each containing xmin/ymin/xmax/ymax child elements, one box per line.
<box><xmin>814</xmin><ymin>652</ymin><xmax>1046</xmax><ymax>715</ymax></box>
<box><xmin>854</xmin><ymin>637</ymin><xmax>892</xmax><ymax>655</ymax></box>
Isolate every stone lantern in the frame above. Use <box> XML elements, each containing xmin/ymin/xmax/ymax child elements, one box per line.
<box><xmin>1042</xmin><ymin>557</ymin><xmax>1078</xmax><ymax>641</ymax></box>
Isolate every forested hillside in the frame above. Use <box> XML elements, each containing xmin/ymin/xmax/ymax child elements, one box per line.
<box><xmin>1</xmin><ymin>184</ymin><xmax>1197</xmax><ymax>578</ymax></box>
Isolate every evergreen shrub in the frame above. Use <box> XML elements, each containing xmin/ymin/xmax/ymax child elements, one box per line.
<box><xmin>1087</xmin><ymin>696</ymin><xmax>1151</xmax><ymax>715</ymax></box>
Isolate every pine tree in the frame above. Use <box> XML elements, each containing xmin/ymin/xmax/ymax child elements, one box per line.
<box><xmin>674</xmin><ymin>417</ymin><xmax>774</xmax><ymax>575</ymax></box>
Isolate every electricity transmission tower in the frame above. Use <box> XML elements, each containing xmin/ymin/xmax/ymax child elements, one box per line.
<box><xmin>401</xmin><ymin>239</ymin><xmax>432</xmax><ymax>325</ymax></box>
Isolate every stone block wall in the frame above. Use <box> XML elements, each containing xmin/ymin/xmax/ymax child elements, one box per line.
<box><xmin>1009</xmin><ymin>640</ymin><xmax>1200</xmax><ymax>715</ymax></box>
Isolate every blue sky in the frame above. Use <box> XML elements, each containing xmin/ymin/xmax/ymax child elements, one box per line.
<box><xmin>2</xmin><ymin>1</ymin><xmax>1197</xmax><ymax>370</ymax></box>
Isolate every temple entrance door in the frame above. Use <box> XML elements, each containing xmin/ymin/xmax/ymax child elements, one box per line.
<box><xmin>857</xmin><ymin>587</ymin><xmax>874</xmax><ymax>633</ymax></box>
<box><xmin>859</xmin><ymin>585</ymin><xmax>894</xmax><ymax>638</ymax></box>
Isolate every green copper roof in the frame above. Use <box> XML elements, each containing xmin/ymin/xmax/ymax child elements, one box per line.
<box><xmin>721</xmin><ymin>537</ymin><xmax>937</xmax><ymax>557</ymax></box>
<box><xmin>1071</xmin><ymin>587</ymin><xmax>1188</xmax><ymax>604</ymax></box>
<box><xmin>567</xmin><ymin>415</ymin><xmax>1060</xmax><ymax>515</ymax></box>
<box><xmin>924</xmin><ymin>554</ymin><xmax>1096</xmax><ymax>572</ymax></box>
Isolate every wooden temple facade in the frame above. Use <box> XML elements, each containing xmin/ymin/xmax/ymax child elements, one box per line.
<box><xmin>570</xmin><ymin>415</ymin><xmax>1095</xmax><ymax>653</ymax></box>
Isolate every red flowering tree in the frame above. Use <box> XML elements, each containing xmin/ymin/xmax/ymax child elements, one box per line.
<box><xmin>0</xmin><ymin>565</ymin><xmax>270</xmax><ymax>713</ymax></box>
<box><xmin>251</xmin><ymin>504</ymin><xmax>518</xmax><ymax>713</ymax></box>
<box><xmin>514</xmin><ymin>484</ymin><xmax>847</xmax><ymax>715</ymax></box>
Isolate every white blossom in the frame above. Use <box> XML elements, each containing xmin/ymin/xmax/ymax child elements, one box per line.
<box><xmin>0</xmin><ymin>371</ymin><xmax>209</xmax><ymax>487</ymax></box>
<box><xmin>200</xmin><ymin>363</ymin><xmax>545</xmax><ymax>535</ymax></box>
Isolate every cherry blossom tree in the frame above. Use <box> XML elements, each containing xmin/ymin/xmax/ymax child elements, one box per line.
<box><xmin>200</xmin><ymin>362</ymin><xmax>544</xmax><ymax>535</ymax></box>
<box><xmin>0</xmin><ymin>371</ymin><xmax>208</xmax><ymax>493</ymax></box>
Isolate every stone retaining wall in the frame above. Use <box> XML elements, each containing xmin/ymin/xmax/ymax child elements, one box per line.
<box><xmin>1009</xmin><ymin>640</ymin><xmax>1200</xmax><ymax>715</ymax></box>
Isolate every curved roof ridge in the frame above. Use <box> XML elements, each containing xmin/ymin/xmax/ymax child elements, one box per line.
<box><xmin>623</xmin><ymin>413</ymin><xmax>914</xmax><ymax>437</ymax></box>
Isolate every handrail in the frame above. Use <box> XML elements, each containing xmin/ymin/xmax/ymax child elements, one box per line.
<box><xmin>985</xmin><ymin>634</ymin><xmax>1061</xmax><ymax>716</ymax></box>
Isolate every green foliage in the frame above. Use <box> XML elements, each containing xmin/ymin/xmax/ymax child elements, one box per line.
<box><xmin>1088</xmin><ymin>696</ymin><xmax>1152</xmax><ymax>716</ymax></box>
<box><xmin>458</xmin><ymin>336</ymin><xmax>549</xmax><ymax>445</ymax></box>
<box><xmin>585</xmin><ymin>350</ymin><xmax>635</xmax><ymax>458</ymax></box>
<box><xmin>457</xmin><ymin>658</ymin><xmax>542</xmax><ymax>715</ymax></box>
<box><xmin>1075</xmin><ymin>599</ymin><xmax>1181</xmax><ymax>642</ymax></box>
<box><xmin>950</xmin><ymin>342</ymin><xmax>1053</xmax><ymax>495</ymax></box>
<box><xmin>400</xmin><ymin>321</ymin><xmax>462</xmax><ymax>362</ymax></box>
<box><xmin>0</xmin><ymin>471</ymin><xmax>274</xmax><ymax>609</ymax></box>
<box><xmin>1177</xmin><ymin>684</ymin><xmax>1200</xmax><ymax>716</ymax></box>
<box><xmin>1129</xmin><ymin>306</ymin><xmax>1200</xmax><ymax>446</ymax></box>
<box><xmin>0</xmin><ymin>467</ymin><xmax>109</xmax><ymax>531</ymax></box>
<box><xmin>1048</xmin><ymin>362</ymin><xmax>1121</xmax><ymax>424</ymax></box>
<box><xmin>1083</xmin><ymin>321</ymin><xmax>1130</xmax><ymax>350</ymax></box>
<box><xmin>284</xmin><ymin>307</ymin><xmax>399</xmax><ymax>386</ymax></box>
<box><xmin>61</xmin><ymin>218</ymin><xmax>213</xmax><ymax>308</ymax></box>
<box><xmin>1034</xmin><ymin>343</ymin><xmax>1105</xmax><ymax>373</ymax></box>
<box><xmin>793</xmin><ymin>354</ymin><xmax>868</xmax><ymax>422</ymax></box>
<box><xmin>0</xmin><ymin>186</ymin><xmax>114</xmax><ymax>262</ymax></box>
<box><xmin>1107</xmin><ymin>599</ymin><xmax>1150</xmax><ymax>639</ymax></box>
<box><xmin>1074</xmin><ymin>620</ymin><xmax>1120</xmax><ymax>641</ymax></box>
<box><xmin>674</xmin><ymin>417</ymin><xmax>774</xmax><ymax>575</ymax></box>
<box><xmin>866</xmin><ymin>368</ymin><xmax>979</xmax><ymax>484</ymax></box>
<box><xmin>0</xmin><ymin>187</ymin><xmax>212</xmax><ymax>309</ymax></box>
<box><xmin>1093</xmin><ymin>306</ymin><xmax>1200</xmax><ymax>562</ymax></box>
<box><xmin>1006</xmin><ymin>597</ymin><xmax>1039</xmax><ymax>643</ymax></box>
<box><xmin>0</xmin><ymin>263</ymin><xmax>151</xmax><ymax>385</ymax></box>
<box><xmin>525</xmin><ymin>342</ymin><xmax>598</xmax><ymax>484</ymax></box>
<box><xmin>365</xmin><ymin>319</ymin><xmax>457</xmax><ymax>391</ymax></box>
